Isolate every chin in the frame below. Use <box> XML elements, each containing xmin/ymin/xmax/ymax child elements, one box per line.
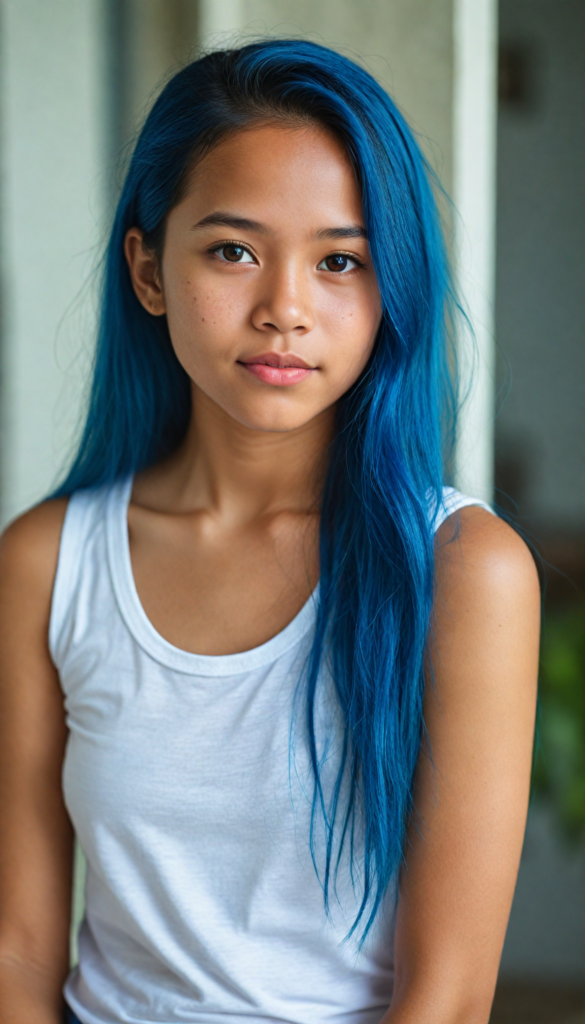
<box><xmin>240</xmin><ymin>411</ymin><xmax>318</xmax><ymax>434</ymax></box>
<box><xmin>232</xmin><ymin>398</ymin><xmax>324</xmax><ymax>434</ymax></box>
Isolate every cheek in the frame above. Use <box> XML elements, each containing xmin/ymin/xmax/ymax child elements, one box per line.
<box><xmin>163</xmin><ymin>273</ymin><xmax>244</xmax><ymax>368</ymax></box>
<box><xmin>319</xmin><ymin>284</ymin><xmax>382</xmax><ymax>376</ymax></box>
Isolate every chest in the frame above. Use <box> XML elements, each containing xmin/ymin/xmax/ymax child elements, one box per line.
<box><xmin>61</xmin><ymin>637</ymin><xmax>340</xmax><ymax>886</ymax></box>
<box><xmin>127</xmin><ymin>505</ymin><xmax>320</xmax><ymax>656</ymax></box>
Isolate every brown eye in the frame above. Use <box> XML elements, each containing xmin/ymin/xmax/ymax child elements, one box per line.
<box><xmin>224</xmin><ymin>245</ymin><xmax>245</xmax><ymax>262</ymax></box>
<box><xmin>317</xmin><ymin>253</ymin><xmax>359</xmax><ymax>273</ymax></box>
<box><xmin>214</xmin><ymin>244</ymin><xmax>255</xmax><ymax>264</ymax></box>
<box><xmin>326</xmin><ymin>254</ymin><xmax>349</xmax><ymax>272</ymax></box>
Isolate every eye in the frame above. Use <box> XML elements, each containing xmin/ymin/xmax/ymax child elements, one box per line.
<box><xmin>317</xmin><ymin>253</ymin><xmax>361</xmax><ymax>273</ymax></box>
<box><xmin>212</xmin><ymin>243</ymin><xmax>256</xmax><ymax>264</ymax></box>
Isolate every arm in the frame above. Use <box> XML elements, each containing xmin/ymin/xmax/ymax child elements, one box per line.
<box><xmin>0</xmin><ymin>501</ymin><xmax>73</xmax><ymax>1024</ymax></box>
<box><xmin>384</xmin><ymin>508</ymin><xmax>540</xmax><ymax>1024</ymax></box>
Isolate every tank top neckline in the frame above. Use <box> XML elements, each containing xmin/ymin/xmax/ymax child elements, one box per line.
<box><xmin>105</xmin><ymin>475</ymin><xmax>320</xmax><ymax>677</ymax></box>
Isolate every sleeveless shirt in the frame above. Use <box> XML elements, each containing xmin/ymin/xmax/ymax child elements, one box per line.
<box><xmin>51</xmin><ymin>478</ymin><xmax>491</xmax><ymax>1024</ymax></box>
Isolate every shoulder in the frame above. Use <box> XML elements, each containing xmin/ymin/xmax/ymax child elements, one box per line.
<box><xmin>431</xmin><ymin>505</ymin><xmax>540</xmax><ymax>704</ymax></box>
<box><xmin>0</xmin><ymin>499</ymin><xmax>69</xmax><ymax>615</ymax></box>
<box><xmin>434</xmin><ymin>504</ymin><xmax>540</xmax><ymax>609</ymax></box>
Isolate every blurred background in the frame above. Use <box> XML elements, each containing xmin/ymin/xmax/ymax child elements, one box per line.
<box><xmin>0</xmin><ymin>1</ymin><xmax>583</xmax><ymax>1020</ymax></box>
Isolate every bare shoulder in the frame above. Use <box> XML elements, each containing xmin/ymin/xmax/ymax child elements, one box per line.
<box><xmin>0</xmin><ymin>499</ymin><xmax>69</xmax><ymax>615</ymax></box>
<box><xmin>435</xmin><ymin>505</ymin><xmax>540</xmax><ymax>610</ymax></box>
<box><xmin>431</xmin><ymin>505</ymin><xmax>540</xmax><ymax>705</ymax></box>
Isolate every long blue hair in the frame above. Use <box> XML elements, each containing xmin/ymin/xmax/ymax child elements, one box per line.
<box><xmin>54</xmin><ymin>40</ymin><xmax>457</xmax><ymax>940</ymax></box>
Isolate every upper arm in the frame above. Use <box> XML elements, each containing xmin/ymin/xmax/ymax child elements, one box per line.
<box><xmin>0</xmin><ymin>500</ymin><xmax>73</xmax><ymax>999</ymax></box>
<box><xmin>390</xmin><ymin>508</ymin><xmax>540</xmax><ymax>1022</ymax></box>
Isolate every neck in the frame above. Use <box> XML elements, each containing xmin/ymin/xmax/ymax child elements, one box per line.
<box><xmin>159</xmin><ymin>384</ymin><xmax>335</xmax><ymax>523</ymax></box>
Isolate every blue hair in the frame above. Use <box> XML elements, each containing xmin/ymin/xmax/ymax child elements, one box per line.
<box><xmin>54</xmin><ymin>40</ymin><xmax>457</xmax><ymax>940</ymax></box>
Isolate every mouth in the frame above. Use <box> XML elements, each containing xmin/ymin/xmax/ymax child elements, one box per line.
<box><xmin>237</xmin><ymin>351</ymin><xmax>317</xmax><ymax>386</ymax></box>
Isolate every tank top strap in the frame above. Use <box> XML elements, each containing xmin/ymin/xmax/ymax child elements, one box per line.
<box><xmin>433</xmin><ymin>486</ymin><xmax>494</xmax><ymax>534</ymax></box>
<box><xmin>49</xmin><ymin>480</ymin><xmax>129</xmax><ymax>668</ymax></box>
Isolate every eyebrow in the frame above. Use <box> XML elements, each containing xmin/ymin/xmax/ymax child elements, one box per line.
<box><xmin>315</xmin><ymin>225</ymin><xmax>368</xmax><ymax>240</ymax></box>
<box><xmin>192</xmin><ymin>212</ymin><xmax>268</xmax><ymax>233</ymax></box>
<box><xmin>192</xmin><ymin>211</ymin><xmax>368</xmax><ymax>241</ymax></box>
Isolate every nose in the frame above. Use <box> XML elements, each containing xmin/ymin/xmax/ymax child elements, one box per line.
<box><xmin>250</xmin><ymin>259</ymin><xmax>315</xmax><ymax>336</ymax></box>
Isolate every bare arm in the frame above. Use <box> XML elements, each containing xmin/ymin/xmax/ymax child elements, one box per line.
<box><xmin>0</xmin><ymin>500</ymin><xmax>73</xmax><ymax>1024</ymax></box>
<box><xmin>385</xmin><ymin>508</ymin><xmax>540</xmax><ymax>1024</ymax></box>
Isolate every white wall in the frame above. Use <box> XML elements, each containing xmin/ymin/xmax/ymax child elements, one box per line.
<box><xmin>452</xmin><ymin>0</ymin><xmax>498</xmax><ymax>502</ymax></box>
<box><xmin>119</xmin><ymin>0</ymin><xmax>199</xmax><ymax>144</ymax></box>
<box><xmin>0</xmin><ymin>0</ymin><xmax>109</xmax><ymax>525</ymax></box>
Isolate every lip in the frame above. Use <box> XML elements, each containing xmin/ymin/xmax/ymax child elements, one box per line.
<box><xmin>237</xmin><ymin>351</ymin><xmax>317</xmax><ymax>387</ymax></box>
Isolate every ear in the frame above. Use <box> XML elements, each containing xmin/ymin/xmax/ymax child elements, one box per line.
<box><xmin>124</xmin><ymin>227</ymin><xmax>166</xmax><ymax>316</ymax></box>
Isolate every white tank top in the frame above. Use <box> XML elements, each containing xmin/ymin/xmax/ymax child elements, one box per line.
<box><xmin>51</xmin><ymin>478</ymin><xmax>491</xmax><ymax>1024</ymax></box>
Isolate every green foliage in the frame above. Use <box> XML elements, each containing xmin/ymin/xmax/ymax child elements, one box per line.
<box><xmin>533</xmin><ymin>603</ymin><xmax>585</xmax><ymax>838</ymax></box>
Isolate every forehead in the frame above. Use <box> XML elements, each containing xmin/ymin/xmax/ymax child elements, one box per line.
<box><xmin>175</xmin><ymin>123</ymin><xmax>364</xmax><ymax>234</ymax></box>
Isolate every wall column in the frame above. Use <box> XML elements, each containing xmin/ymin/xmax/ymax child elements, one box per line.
<box><xmin>452</xmin><ymin>0</ymin><xmax>499</xmax><ymax>501</ymax></box>
<box><xmin>0</xmin><ymin>0</ymin><xmax>108</xmax><ymax>525</ymax></box>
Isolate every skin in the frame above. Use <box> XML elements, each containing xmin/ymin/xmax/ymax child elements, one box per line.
<box><xmin>0</xmin><ymin>124</ymin><xmax>540</xmax><ymax>1024</ymax></box>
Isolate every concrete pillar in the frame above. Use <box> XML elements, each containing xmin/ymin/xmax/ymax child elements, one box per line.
<box><xmin>453</xmin><ymin>0</ymin><xmax>498</xmax><ymax>502</ymax></box>
<box><xmin>0</xmin><ymin>0</ymin><xmax>109</xmax><ymax>525</ymax></box>
<box><xmin>117</xmin><ymin>0</ymin><xmax>199</xmax><ymax>145</ymax></box>
<box><xmin>199</xmin><ymin>0</ymin><xmax>244</xmax><ymax>45</ymax></box>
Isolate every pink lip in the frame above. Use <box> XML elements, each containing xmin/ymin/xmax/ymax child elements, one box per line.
<box><xmin>238</xmin><ymin>352</ymin><xmax>316</xmax><ymax>386</ymax></box>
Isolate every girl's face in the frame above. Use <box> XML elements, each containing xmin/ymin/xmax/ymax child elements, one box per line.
<box><xmin>126</xmin><ymin>123</ymin><xmax>382</xmax><ymax>433</ymax></box>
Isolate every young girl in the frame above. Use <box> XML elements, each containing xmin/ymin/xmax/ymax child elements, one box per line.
<box><xmin>0</xmin><ymin>40</ymin><xmax>539</xmax><ymax>1024</ymax></box>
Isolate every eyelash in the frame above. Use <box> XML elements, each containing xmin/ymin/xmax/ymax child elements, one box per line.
<box><xmin>206</xmin><ymin>240</ymin><xmax>366</xmax><ymax>272</ymax></box>
<box><xmin>207</xmin><ymin>240</ymin><xmax>256</xmax><ymax>262</ymax></box>
<box><xmin>320</xmin><ymin>251</ymin><xmax>366</xmax><ymax>272</ymax></box>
